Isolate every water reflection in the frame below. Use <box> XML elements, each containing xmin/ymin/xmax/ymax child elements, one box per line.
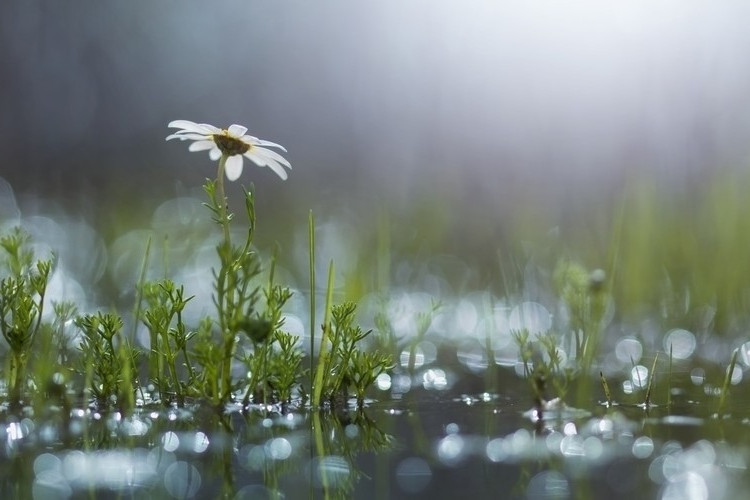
<box><xmin>1</xmin><ymin>369</ymin><xmax>750</xmax><ymax>499</ymax></box>
<box><xmin>0</xmin><ymin>402</ymin><xmax>396</xmax><ymax>499</ymax></box>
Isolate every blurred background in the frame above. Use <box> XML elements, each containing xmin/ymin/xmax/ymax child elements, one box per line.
<box><xmin>2</xmin><ymin>0</ymin><xmax>750</xmax><ymax>321</ymax></box>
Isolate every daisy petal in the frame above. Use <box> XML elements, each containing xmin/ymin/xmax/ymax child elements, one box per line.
<box><xmin>209</xmin><ymin>148</ymin><xmax>222</xmax><ymax>161</ymax></box>
<box><xmin>257</xmin><ymin>139</ymin><xmax>288</xmax><ymax>152</ymax></box>
<box><xmin>243</xmin><ymin>150</ymin><xmax>268</xmax><ymax>168</ymax></box>
<box><xmin>245</xmin><ymin>151</ymin><xmax>288</xmax><ymax>180</ymax></box>
<box><xmin>168</xmin><ymin>120</ymin><xmax>216</xmax><ymax>134</ymax></box>
<box><xmin>188</xmin><ymin>140</ymin><xmax>216</xmax><ymax>152</ymax></box>
<box><xmin>252</xmin><ymin>146</ymin><xmax>292</xmax><ymax>169</ymax></box>
<box><xmin>265</xmin><ymin>160</ymin><xmax>289</xmax><ymax>180</ymax></box>
<box><xmin>197</xmin><ymin>123</ymin><xmax>222</xmax><ymax>133</ymax></box>
<box><xmin>228</xmin><ymin>124</ymin><xmax>248</xmax><ymax>137</ymax></box>
<box><xmin>166</xmin><ymin>132</ymin><xmax>210</xmax><ymax>141</ymax></box>
<box><xmin>243</xmin><ymin>136</ymin><xmax>288</xmax><ymax>152</ymax></box>
<box><xmin>224</xmin><ymin>155</ymin><xmax>244</xmax><ymax>181</ymax></box>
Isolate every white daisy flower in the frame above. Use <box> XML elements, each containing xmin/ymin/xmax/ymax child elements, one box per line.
<box><xmin>166</xmin><ymin>120</ymin><xmax>292</xmax><ymax>181</ymax></box>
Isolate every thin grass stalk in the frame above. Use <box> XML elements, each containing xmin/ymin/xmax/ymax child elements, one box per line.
<box><xmin>600</xmin><ymin>371</ymin><xmax>612</xmax><ymax>407</ymax></box>
<box><xmin>717</xmin><ymin>348</ymin><xmax>739</xmax><ymax>417</ymax></box>
<box><xmin>133</xmin><ymin>236</ymin><xmax>152</xmax><ymax>399</ymax></box>
<box><xmin>118</xmin><ymin>340</ymin><xmax>135</xmax><ymax>415</ymax></box>
<box><xmin>308</xmin><ymin>210</ymin><xmax>315</xmax><ymax>398</ymax></box>
<box><xmin>644</xmin><ymin>353</ymin><xmax>659</xmax><ymax>407</ymax></box>
<box><xmin>667</xmin><ymin>344</ymin><xmax>673</xmax><ymax>410</ymax></box>
<box><xmin>312</xmin><ymin>261</ymin><xmax>335</xmax><ymax>407</ymax></box>
<box><xmin>308</xmin><ymin>211</ymin><xmax>316</xmax><ymax>500</ymax></box>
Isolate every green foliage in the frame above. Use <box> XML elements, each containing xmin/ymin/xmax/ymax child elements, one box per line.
<box><xmin>348</xmin><ymin>349</ymin><xmax>392</xmax><ymax>405</ymax></box>
<box><xmin>553</xmin><ymin>259</ymin><xmax>609</xmax><ymax>372</ymax></box>
<box><xmin>270</xmin><ymin>331</ymin><xmax>305</xmax><ymax>404</ymax></box>
<box><xmin>205</xmin><ymin>180</ymin><xmax>266</xmax><ymax>405</ymax></box>
<box><xmin>0</xmin><ymin>228</ymin><xmax>52</xmax><ymax>405</ymax></box>
<box><xmin>374</xmin><ymin>298</ymin><xmax>440</xmax><ymax>375</ymax></box>
<box><xmin>314</xmin><ymin>302</ymin><xmax>393</xmax><ymax>408</ymax></box>
<box><xmin>75</xmin><ymin>312</ymin><xmax>138</xmax><ymax>410</ymax></box>
<box><xmin>0</xmin><ymin>177</ymin><xmax>395</xmax><ymax>415</ymax></box>
<box><xmin>141</xmin><ymin>279</ymin><xmax>195</xmax><ymax>405</ymax></box>
<box><xmin>189</xmin><ymin>317</ymin><xmax>224</xmax><ymax>402</ymax></box>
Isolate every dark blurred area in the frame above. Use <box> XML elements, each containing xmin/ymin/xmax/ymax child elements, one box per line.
<box><xmin>2</xmin><ymin>0</ymin><xmax>750</xmax><ymax>266</ymax></box>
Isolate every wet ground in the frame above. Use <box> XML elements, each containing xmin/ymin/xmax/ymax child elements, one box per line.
<box><xmin>2</xmin><ymin>367</ymin><xmax>748</xmax><ymax>500</ymax></box>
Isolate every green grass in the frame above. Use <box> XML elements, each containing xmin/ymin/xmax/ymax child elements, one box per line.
<box><xmin>0</xmin><ymin>174</ymin><xmax>392</xmax><ymax>415</ymax></box>
<box><xmin>4</xmin><ymin>166</ymin><xmax>750</xmax><ymax>417</ymax></box>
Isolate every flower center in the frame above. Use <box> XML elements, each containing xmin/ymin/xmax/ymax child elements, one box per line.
<box><xmin>212</xmin><ymin>132</ymin><xmax>250</xmax><ymax>156</ymax></box>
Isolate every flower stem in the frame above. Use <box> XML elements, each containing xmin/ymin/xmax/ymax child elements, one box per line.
<box><xmin>216</xmin><ymin>154</ymin><xmax>231</xmax><ymax>245</ymax></box>
<box><xmin>215</xmin><ymin>153</ymin><xmax>236</xmax><ymax>405</ymax></box>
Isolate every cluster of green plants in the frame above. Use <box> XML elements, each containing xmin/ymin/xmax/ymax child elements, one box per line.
<box><xmin>488</xmin><ymin>178</ymin><xmax>750</xmax><ymax>414</ymax></box>
<box><xmin>0</xmin><ymin>177</ymin><xmax>391</xmax><ymax>415</ymax></box>
<box><xmin>509</xmin><ymin>259</ymin><xmax>610</xmax><ymax>408</ymax></box>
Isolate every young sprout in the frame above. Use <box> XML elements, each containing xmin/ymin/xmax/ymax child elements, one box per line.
<box><xmin>644</xmin><ymin>353</ymin><xmax>659</xmax><ymax>408</ymax></box>
<box><xmin>600</xmin><ymin>371</ymin><xmax>612</xmax><ymax>407</ymax></box>
<box><xmin>717</xmin><ymin>348</ymin><xmax>739</xmax><ymax>417</ymax></box>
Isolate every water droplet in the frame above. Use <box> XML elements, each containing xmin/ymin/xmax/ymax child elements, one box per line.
<box><xmin>193</xmin><ymin>432</ymin><xmax>209</xmax><ymax>454</ymax></box>
<box><xmin>526</xmin><ymin>470</ymin><xmax>569</xmax><ymax>499</ymax></box>
<box><xmin>728</xmin><ymin>364</ymin><xmax>743</xmax><ymax>385</ymax></box>
<box><xmin>376</xmin><ymin>373</ymin><xmax>392</xmax><ymax>391</ymax></box>
<box><xmin>396</xmin><ymin>457</ymin><xmax>432</xmax><ymax>493</ymax></box>
<box><xmin>265</xmin><ymin>438</ymin><xmax>292</xmax><ymax>460</ymax></box>
<box><xmin>631</xmin><ymin>365</ymin><xmax>649</xmax><ymax>389</ymax></box>
<box><xmin>661</xmin><ymin>471</ymin><xmax>708</xmax><ymax>500</ymax></box>
<box><xmin>235</xmin><ymin>484</ymin><xmax>273</xmax><ymax>499</ymax></box>
<box><xmin>583</xmin><ymin>436</ymin><xmax>603</xmax><ymax>460</ymax></box>
<box><xmin>486</xmin><ymin>438</ymin><xmax>508</xmax><ymax>462</ymax></box>
<box><xmin>312</xmin><ymin>456</ymin><xmax>350</xmax><ymax>489</ymax></box>
<box><xmin>162</xmin><ymin>431</ymin><xmax>180</xmax><ymax>452</ymax></box>
<box><xmin>632</xmin><ymin>436</ymin><xmax>654</xmax><ymax>458</ymax></box>
<box><xmin>163</xmin><ymin>461</ymin><xmax>201</xmax><ymax>499</ymax></box>
<box><xmin>560</xmin><ymin>435</ymin><xmax>585</xmax><ymax>457</ymax></box>
<box><xmin>436</xmin><ymin>434</ymin><xmax>465</xmax><ymax>465</ymax></box>
<box><xmin>664</xmin><ymin>329</ymin><xmax>697</xmax><ymax>360</ymax></box>
<box><xmin>509</xmin><ymin>302</ymin><xmax>552</xmax><ymax>338</ymax></box>
<box><xmin>33</xmin><ymin>453</ymin><xmax>61</xmax><ymax>475</ymax></box>
<box><xmin>615</xmin><ymin>337</ymin><xmax>643</xmax><ymax>364</ymax></box>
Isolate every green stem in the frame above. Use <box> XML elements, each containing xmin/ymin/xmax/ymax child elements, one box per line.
<box><xmin>309</xmin><ymin>211</ymin><xmax>315</xmax><ymax>399</ymax></box>
<box><xmin>182</xmin><ymin>346</ymin><xmax>195</xmax><ymax>384</ymax></box>
<box><xmin>215</xmin><ymin>153</ymin><xmax>237</xmax><ymax>406</ymax></box>
<box><xmin>9</xmin><ymin>350</ymin><xmax>27</xmax><ymax>406</ymax></box>
<box><xmin>262</xmin><ymin>339</ymin><xmax>269</xmax><ymax>408</ymax></box>
<box><xmin>162</xmin><ymin>328</ymin><xmax>180</xmax><ymax>402</ymax></box>
<box><xmin>216</xmin><ymin>154</ymin><xmax>231</xmax><ymax>245</ymax></box>
<box><xmin>221</xmin><ymin>332</ymin><xmax>236</xmax><ymax>405</ymax></box>
<box><xmin>312</xmin><ymin>261</ymin><xmax>335</xmax><ymax>407</ymax></box>
<box><xmin>717</xmin><ymin>348</ymin><xmax>739</xmax><ymax>417</ymax></box>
